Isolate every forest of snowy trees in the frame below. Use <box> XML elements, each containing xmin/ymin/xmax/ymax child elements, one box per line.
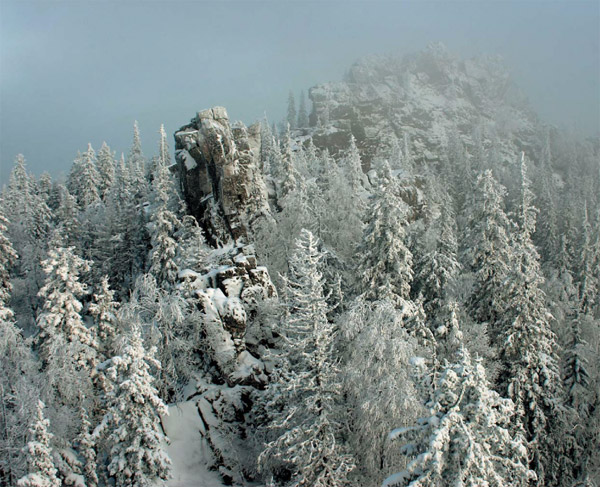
<box><xmin>1</xmin><ymin>53</ymin><xmax>599</xmax><ymax>487</ymax></box>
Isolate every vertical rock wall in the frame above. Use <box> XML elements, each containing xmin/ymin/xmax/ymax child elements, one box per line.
<box><xmin>174</xmin><ymin>107</ymin><xmax>271</xmax><ymax>245</ymax></box>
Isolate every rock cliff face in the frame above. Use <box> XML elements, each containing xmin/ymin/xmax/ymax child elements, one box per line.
<box><xmin>307</xmin><ymin>43</ymin><xmax>539</xmax><ymax>169</ymax></box>
<box><xmin>174</xmin><ymin>107</ymin><xmax>271</xmax><ymax>245</ymax></box>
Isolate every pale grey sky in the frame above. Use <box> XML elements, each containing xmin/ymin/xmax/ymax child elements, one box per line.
<box><xmin>1</xmin><ymin>0</ymin><xmax>598</xmax><ymax>184</ymax></box>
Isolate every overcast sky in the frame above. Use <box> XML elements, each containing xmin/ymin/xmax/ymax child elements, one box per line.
<box><xmin>1</xmin><ymin>0</ymin><xmax>598</xmax><ymax>184</ymax></box>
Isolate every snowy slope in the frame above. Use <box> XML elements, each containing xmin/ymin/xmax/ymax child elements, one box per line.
<box><xmin>162</xmin><ymin>401</ymin><xmax>227</xmax><ymax>487</ymax></box>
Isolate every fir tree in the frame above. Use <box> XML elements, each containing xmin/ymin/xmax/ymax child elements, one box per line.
<box><xmin>17</xmin><ymin>401</ymin><xmax>60</xmax><ymax>487</ymax></box>
<box><xmin>78</xmin><ymin>144</ymin><xmax>101</xmax><ymax>208</ymax></box>
<box><xmin>343</xmin><ymin>135</ymin><xmax>365</xmax><ymax>193</ymax></box>
<box><xmin>96</xmin><ymin>142</ymin><xmax>116</xmax><ymax>200</ymax></box>
<box><xmin>258</xmin><ymin>230</ymin><xmax>355</xmax><ymax>486</ymax></box>
<box><xmin>466</xmin><ymin>170</ymin><xmax>513</xmax><ymax>337</ymax></box>
<box><xmin>0</xmin><ymin>212</ymin><xmax>17</xmax><ymax>312</ymax></box>
<box><xmin>278</xmin><ymin>126</ymin><xmax>299</xmax><ymax>199</ymax></box>
<box><xmin>286</xmin><ymin>91</ymin><xmax>297</xmax><ymax>130</ymax></box>
<box><xmin>158</xmin><ymin>124</ymin><xmax>171</xmax><ymax>168</ymax></box>
<box><xmin>341</xmin><ymin>297</ymin><xmax>420</xmax><ymax>484</ymax></box>
<box><xmin>36</xmin><ymin>245</ymin><xmax>96</xmax><ymax>371</ymax></box>
<box><xmin>128</xmin><ymin>121</ymin><xmax>149</xmax><ymax>201</ymax></box>
<box><xmin>99</xmin><ymin>326</ymin><xmax>171</xmax><ymax>487</ymax></box>
<box><xmin>577</xmin><ymin>204</ymin><xmax>598</xmax><ymax>315</ymax></box>
<box><xmin>496</xmin><ymin>156</ymin><xmax>563</xmax><ymax>486</ymax></box>
<box><xmin>76</xmin><ymin>406</ymin><xmax>98</xmax><ymax>487</ymax></box>
<box><xmin>297</xmin><ymin>91</ymin><xmax>309</xmax><ymax>128</ymax></box>
<box><xmin>148</xmin><ymin>152</ymin><xmax>181</xmax><ymax>289</ymax></box>
<box><xmin>413</xmin><ymin>198</ymin><xmax>461</xmax><ymax>317</ymax></box>
<box><xmin>89</xmin><ymin>276</ymin><xmax>120</xmax><ymax>362</ymax></box>
<box><xmin>357</xmin><ymin>164</ymin><xmax>413</xmax><ymax>304</ymax></box>
<box><xmin>385</xmin><ymin>347</ymin><xmax>534</xmax><ymax>487</ymax></box>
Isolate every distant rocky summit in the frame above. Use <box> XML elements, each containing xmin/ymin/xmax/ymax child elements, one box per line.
<box><xmin>305</xmin><ymin>43</ymin><xmax>538</xmax><ymax>168</ymax></box>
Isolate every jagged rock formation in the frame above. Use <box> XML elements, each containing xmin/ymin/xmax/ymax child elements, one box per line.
<box><xmin>307</xmin><ymin>43</ymin><xmax>538</xmax><ymax>168</ymax></box>
<box><xmin>175</xmin><ymin>241</ymin><xmax>276</xmax><ymax>484</ymax></box>
<box><xmin>173</xmin><ymin>109</ymin><xmax>279</xmax><ymax>484</ymax></box>
<box><xmin>180</xmin><ymin>243</ymin><xmax>276</xmax><ymax>380</ymax></box>
<box><xmin>174</xmin><ymin>107</ymin><xmax>271</xmax><ymax>245</ymax></box>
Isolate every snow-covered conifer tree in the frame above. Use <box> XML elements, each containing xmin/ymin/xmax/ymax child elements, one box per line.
<box><xmin>496</xmin><ymin>156</ymin><xmax>563</xmax><ymax>486</ymax></box>
<box><xmin>466</xmin><ymin>170</ymin><xmax>513</xmax><ymax>338</ymax></box>
<box><xmin>175</xmin><ymin>215</ymin><xmax>210</xmax><ymax>273</ymax></box>
<box><xmin>258</xmin><ymin>229</ymin><xmax>355</xmax><ymax>486</ymax></box>
<box><xmin>385</xmin><ymin>347</ymin><xmax>533</xmax><ymax>487</ymax></box>
<box><xmin>127</xmin><ymin>274</ymin><xmax>189</xmax><ymax>402</ymax></box>
<box><xmin>96</xmin><ymin>142</ymin><xmax>116</xmax><ymax>200</ymax></box>
<box><xmin>357</xmin><ymin>164</ymin><xmax>413</xmax><ymax>304</ymax></box>
<box><xmin>89</xmin><ymin>276</ymin><xmax>120</xmax><ymax>362</ymax></box>
<box><xmin>148</xmin><ymin>148</ymin><xmax>181</xmax><ymax>289</ymax></box>
<box><xmin>77</xmin><ymin>144</ymin><xmax>101</xmax><ymax>208</ymax></box>
<box><xmin>563</xmin><ymin>313</ymin><xmax>591</xmax><ymax>413</ymax></box>
<box><xmin>100</xmin><ymin>325</ymin><xmax>171</xmax><ymax>487</ymax></box>
<box><xmin>577</xmin><ymin>204</ymin><xmax>598</xmax><ymax>315</ymax></box>
<box><xmin>54</xmin><ymin>185</ymin><xmax>81</xmax><ymax>249</ymax></box>
<box><xmin>0</xmin><ymin>212</ymin><xmax>40</xmax><ymax>485</ymax></box>
<box><xmin>297</xmin><ymin>91</ymin><xmax>309</xmax><ymax>128</ymax></box>
<box><xmin>286</xmin><ymin>91</ymin><xmax>297</xmax><ymax>130</ymax></box>
<box><xmin>76</xmin><ymin>406</ymin><xmax>98</xmax><ymax>487</ymax></box>
<box><xmin>37</xmin><ymin>245</ymin><xmax>95</xmax><ymax>370</ymax></box>
<box><xmin>17</xmin><ymin>401</ymin><xmax>60</xmax><ymax>487</ymax></box>
<box><xmin>158</xmin><ymin>124</ymin><xmax>171</xmax><ymax>168</ymax></box>
<box><xmin>0</xmin><ymin>212</ymin><xmax>17</xmax><ymax>312</ymax></box>
<box><xmin>343</xmin><ymin>135</ymin><xmax>365</xmax><ymax>193</ymax></box>
<box><xmin>320</xmin><ymin>157</ymin><xmax>364</xmax><ymax>263</ymax></box>
<box><xmin>278</xmin><ymin>126</ymin><xmax>299</xmax><ymax>199</ymax></box>
<box><xmin>413</xmin><ymin>199</ymin><xmax>461</xmax><ymax>317</ymax></box>
<box><xmin>341</xmin><ymin>297</ymin><xmax>421</xmax><ymax>485</ymax></box>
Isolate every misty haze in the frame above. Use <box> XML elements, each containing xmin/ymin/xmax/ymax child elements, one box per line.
<box><xmin>0</xmin><ymin>1</ymin><xmax>598</xmax><ymax>487</ymax></box>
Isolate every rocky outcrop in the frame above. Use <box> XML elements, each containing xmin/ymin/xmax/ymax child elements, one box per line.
<box><xmin>174</xmin><ymin>107</ymin><xmax>271</xmax><ymax>245</ymax></box>
<box><xmin>307</xmin><ymin>43</ymin><xmax>539</xmax><ymax>169</ymax></box>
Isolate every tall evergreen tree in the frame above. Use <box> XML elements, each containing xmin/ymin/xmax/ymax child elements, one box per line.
<box><xmin>385</xmin><ymin>347</ymin><xmax>533</xmax><ymax>487</ymax></box>
<box><xmin>89</xmin><ymin>276</ymin><xmax>120</xmax><ymax>362</ymax></box>
<box><xmin>286</xmin><ymin>91</ymin><xmax>297</xmax><ymax>130</ymax></box>
<box><xmin>577</xmin><ymin>204</ymin><xmax>598</xmax><ymax>315</ymax></box>
<box><xmin>0</xmin><ymin>212</ymin><xmax>39</xmax><ymax>485</ymax></box>
<box><xmin>496</xmin><ymin>156</ymin><xmax>563</xmax><ymax>486</ymax></box>
<box><xmin>0</xmin><ymin>212</ymin><xmax>17</xmax><ymax>312</ymax></box>
<box><xmin>128</xmin><ymin>121</ymin><xmax>149</xmax><ymax>200</ymax></box>
<box><xmin>99</xmin><ymin>325</ymin><xmax>171</xmax><ymax>487</ymax></box>
<box><xmin>297</xmin><ymin>91</ymin><xmax>309</xmax><ymax>128</ymax></box>
<box><xmin>341</xmin><ymin>297</ymin><xmax>420</xmax><ymax>485</ymax></box>
<box><xmin>17</xmin><ymin>401</ymin><xmax>60</xmax><ymax>487</ymax></box>
<box><xmin>36</xmin><ymin>244</ymin><xmax>97</xmax><ymax>440</ymax></box>
<box><xmin>357</xmin><ymin>165</ymin><xmax>413</xmax><ymax>304</ymax></box>
<box><xmin>148</xmin><ymin>151</ymin><xmax>181</xmax><ymax>289</ymax></box>
<box><xmin>96</xmin><ymin>142</ymin><xmax>116</xmax><ymax>201</ymax></box>
<box><xmin>36</xmin><ymin>245</ymin><xmax>95</xmax><ymax>370</ymax></box>
<box><xmin>76</xmin><ymin>406</ymin><xmax>98</xmax><ymax>487</ymax></box>
<box><xmin>466</xmin><ymin>170</ymin><xmax>513</xmax><ymax>339</ymax></box>
<box><xmin>258</xmin><ymin>230</ymin><xmax>355</xmax><ymax>486</ymax></box>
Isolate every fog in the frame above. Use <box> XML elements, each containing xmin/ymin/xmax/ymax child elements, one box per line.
<box><xmin>1</xmin><ymin>0</ymin><xmax>598</xmax><ymax>183</ymax></box>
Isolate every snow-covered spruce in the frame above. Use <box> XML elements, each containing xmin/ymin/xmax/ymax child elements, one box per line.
<box><xmin>258</xmin><ymin>229</ymin><xmax>355</xmax><ymax>486</ymax></box>
<box><xmin>18</xmin><ymin>401</ymin><xmax>61</xmax><ymax>487</ymax></box>
<box><xmin>96</xmin><ymin>325</ymin><xmax>171</xmax><ymax>487</ymax></box>
<box><xmin>384</xmin><ymin>347</ymin><xmax>534</xmax><ymax>487</ymax></box>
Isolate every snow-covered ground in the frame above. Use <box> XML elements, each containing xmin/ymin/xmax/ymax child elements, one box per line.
<box><xmin>162</xmin><ymin>401</ymin><xmax>227</xmax><ymax>487</ymax></box>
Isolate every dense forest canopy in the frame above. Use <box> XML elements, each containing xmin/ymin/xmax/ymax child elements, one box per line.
<box><xmin>1</xmin><ymin>46</ymin><xmax>599</xmax><ymax>487</ymax></box>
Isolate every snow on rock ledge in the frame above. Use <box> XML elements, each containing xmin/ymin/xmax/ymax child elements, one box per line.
<box><xmin>178</xmin><ymin>242</ymin><xmax>276</xmax><ymax>380</ymax></box>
